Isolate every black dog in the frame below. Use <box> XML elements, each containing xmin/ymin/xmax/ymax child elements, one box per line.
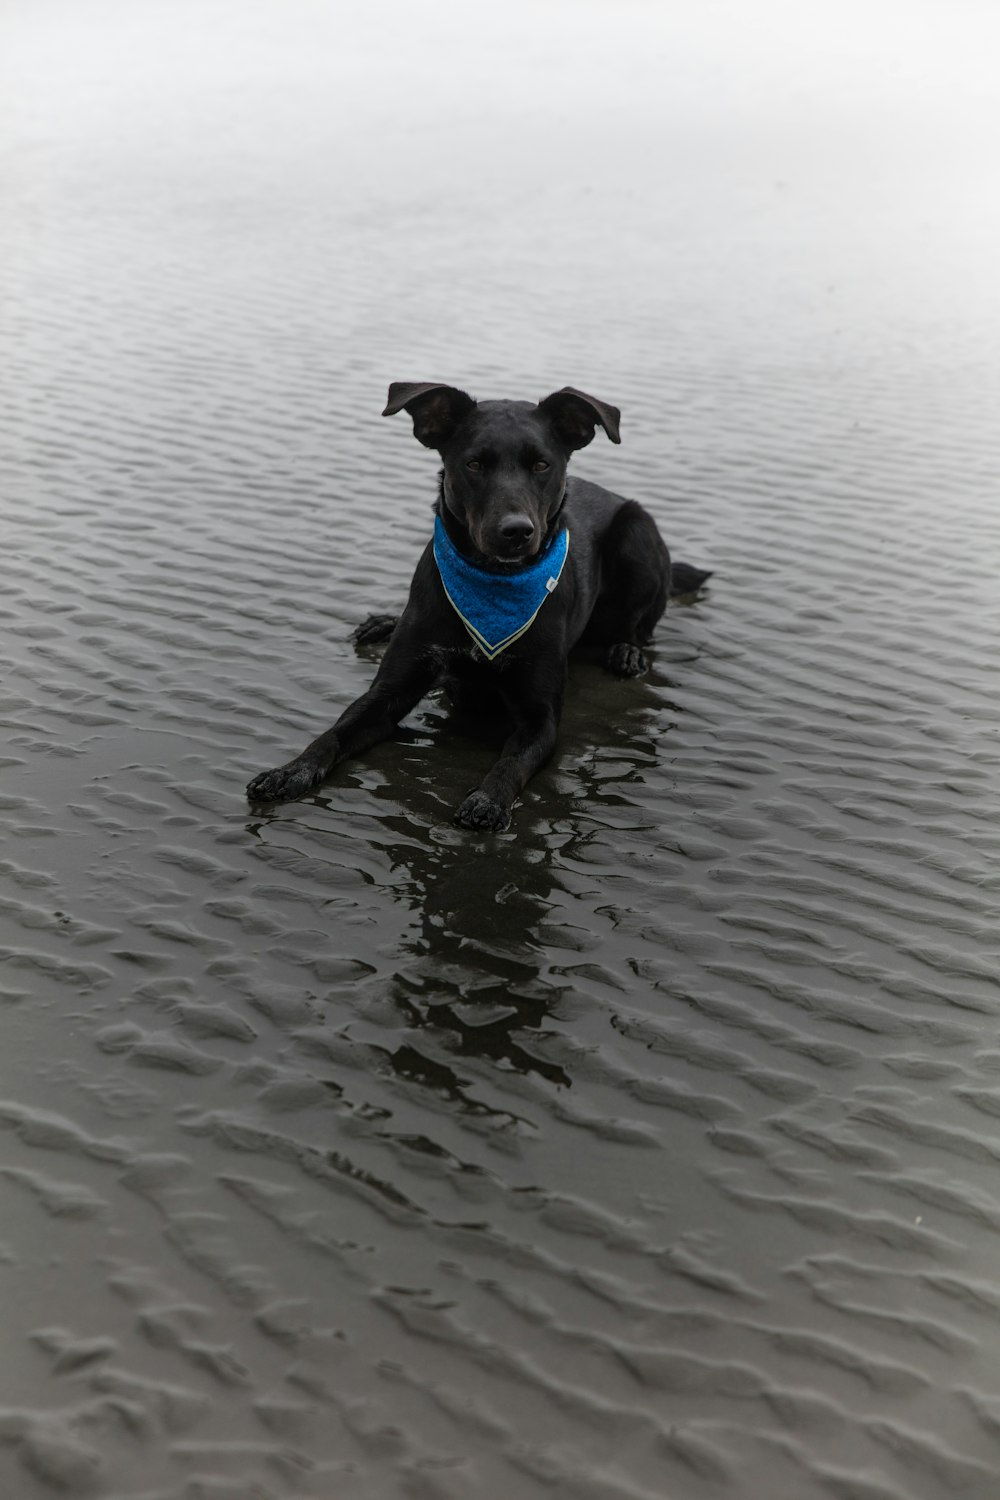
<box><xmin>246</xmin><ymin>383</ymin><xmax>710</xmax><ymax>831</ymax></box>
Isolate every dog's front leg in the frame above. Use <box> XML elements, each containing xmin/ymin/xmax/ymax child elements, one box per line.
<box><xmin>246</xmin><ymin>628</ymin><xmax>438</xmax><ymax>805</ymax></box>
<box><xmin>455</xmin><ymin>669</ymin><xmax>565</xmax><ymax>833</ymax></box>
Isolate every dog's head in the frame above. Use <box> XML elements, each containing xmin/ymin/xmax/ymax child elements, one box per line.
<box><xmin>383</xmin><ymin>382</ymin><xmax>621</xmax><ymax>566</ymax></box>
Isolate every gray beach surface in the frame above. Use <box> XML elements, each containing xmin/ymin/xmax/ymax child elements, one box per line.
<box><xmin>2</xmin><ymin>2</ymin><xmax>1000</xmax><ymax>1495</ymax></box>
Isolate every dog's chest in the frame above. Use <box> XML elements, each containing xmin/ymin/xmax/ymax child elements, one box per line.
<box><xmin>431</xmin><ymin>641</ymin><xmax>512</xmax><ymax>673</ymax></box>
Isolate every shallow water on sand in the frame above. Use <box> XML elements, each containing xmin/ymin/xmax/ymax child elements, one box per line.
<box><xmin>2</xmin><ymin>2</ymin><xmax>1000</xmax><ymax>1496</ymax></box>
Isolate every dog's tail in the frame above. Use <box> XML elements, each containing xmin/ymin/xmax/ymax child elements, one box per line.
<box><xmin>669</xmin><ymin>561</ymin><xmax>713</xmax><ymax>597</ymax></box>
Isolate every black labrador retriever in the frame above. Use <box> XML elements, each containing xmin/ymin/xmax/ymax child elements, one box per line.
<box><xmin>246</xmin><ymin>383</ymin><xmax>710</xmax><ymax>831</ymax></box>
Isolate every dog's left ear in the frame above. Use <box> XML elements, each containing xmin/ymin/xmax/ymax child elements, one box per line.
<box><xmin>536</xmin><ymin>387</ymin><xmax>621</xmax><ymax>449</ymax></box>
<box><xmin>382</xmin><ymin>381</ymin><xmax>476</xmax><ymax>450</ymax></box>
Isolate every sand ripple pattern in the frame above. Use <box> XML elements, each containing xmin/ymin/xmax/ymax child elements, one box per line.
<box><xmin>2</xmin><ymin>2</ymin><xmax>1000</xmax><ymax>1495</ymax></box>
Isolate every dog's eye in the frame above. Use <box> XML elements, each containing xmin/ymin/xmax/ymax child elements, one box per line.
<box><xmin>466</xmin><ymin>459</ymin><xmax>482</xmax><ymax>473</ymax></box>
<box><xmin>532</xmin><ymin>460</ymin><xmax>550</xmax><ymax>473</ymax></box>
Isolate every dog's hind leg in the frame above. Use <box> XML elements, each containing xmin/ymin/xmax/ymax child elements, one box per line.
<box><xmin>352</xmin><ymin>613</ymin><xmax>399</xmax><ymax>646</ymax></box>
<box><xmin>593</xmin><ymin>502</ymin><xmax>671</xmax><ymax>678</ymax></box>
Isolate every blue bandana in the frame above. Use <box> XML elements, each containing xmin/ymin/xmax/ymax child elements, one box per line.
<box><xmin>433</xmin><ymin>516</ymin><xmax>570</xmax><ymax>660</ymax></box>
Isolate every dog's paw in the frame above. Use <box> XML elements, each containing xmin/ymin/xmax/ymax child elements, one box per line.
<box><xmin>352</xmin><ymin>613</ymin><xmax>399</xmax><ymax>646</ymax></box>
<box><xmin>455</xmin><ymin>790</ymin><xmax>512</xmax><ymax>833</ymax></box>
<box><xmin>606</xmin><ymin>643</ymin><xmax>648</xmax><ymax>678</ymax></box>
<box><xmin>246</xmin><ymin>758</ymin><xmax>324</xmax><ymax>804</ymax></box>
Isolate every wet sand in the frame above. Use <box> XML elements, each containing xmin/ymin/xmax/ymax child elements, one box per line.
<box><xmin>2</xmin><ymin>1</ymin><xmax>1000</xmax><ymax>1495</ymax></box>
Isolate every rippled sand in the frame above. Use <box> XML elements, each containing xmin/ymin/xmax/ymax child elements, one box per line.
<box><xmin>2</xmin><ymin>2</ymin><xmax>1000</xmax><ymax>1496</ymax></box>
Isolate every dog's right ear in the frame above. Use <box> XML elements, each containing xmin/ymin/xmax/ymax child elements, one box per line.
<box><xmin>382</xmin><ymin>382</ymin><xmax>476</xmax><ymax>450</ymax></box>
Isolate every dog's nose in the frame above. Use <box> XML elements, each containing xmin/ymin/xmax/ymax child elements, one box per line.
<box><xmin>498</xmin><ymin>515</ymin><xmax>534</xmax><ymax>545</ymax></box>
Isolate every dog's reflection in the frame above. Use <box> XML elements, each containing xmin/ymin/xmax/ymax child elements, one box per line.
<box><xmin>327</xmin><ymin>658</ymin><xmax>679</xmax><ymax>1098</ymax></box>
